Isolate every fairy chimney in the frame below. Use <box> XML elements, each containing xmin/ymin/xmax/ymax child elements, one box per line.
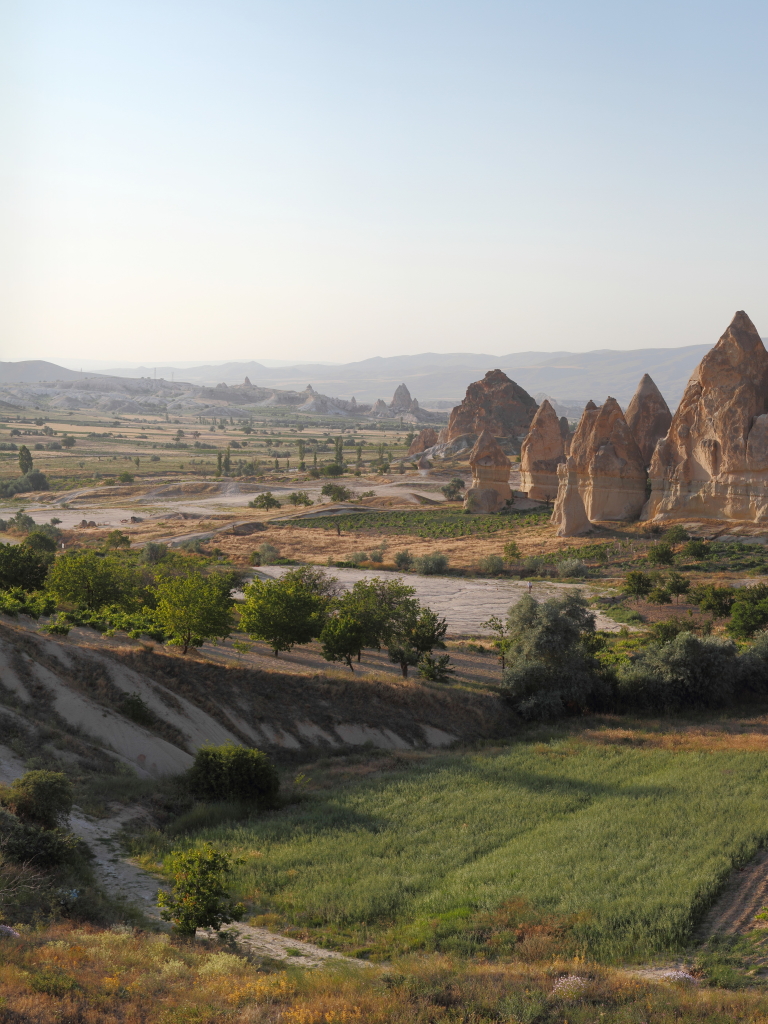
<box><xmin>645</xmin><ymin>311</ymin><xmax>768</xmax><ymax>523</ymax></box>
<box><xmin>552</xmin><ymin>398</ymin><xmax>647</xmax><ymax>536</ymax></box>
<box><xmin>520</xmin><ymin>399</ymin><xmax>566</xmax><ymax>501</ymax></box>
<box><xmin>464</xmin><ymin>430</ymin><xmax>512</xmax><ymax>513</ymax></box>
<box><xmin>625</xmin><ymin>374</ymin><xmax>672</xmax><ymax>467</ymax></box>
<box><xmin>445</xmin><ymin>370</ymin><xmax>537</xmax><ymax>442</ymax></box>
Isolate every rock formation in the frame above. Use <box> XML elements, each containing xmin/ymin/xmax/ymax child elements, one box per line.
<box><xmin>644</xmin><ymin>311</ymin><xmax>768</xmax><ymax>523</ymax></box>
<box><xmin>520</xmin><ymin>399</ymin><xmax>566</xmax><ymax>500</ymax></box>
<box><xmin>442</xmin><ymin>370</ymin><xmax>537</xmax><ymax>443</ymax></box>
<box><xmin>625</xmin><ymin>373</ymin><xmax>672</xmax><ymax>467</ymax></box>
<box><xmin>463</xmin><ymin>430</ymin><xmax>512</xmax><ymax>513</ymax></box>
<box><xmin>390</xmin><ymin>383</ymin><xmax>414</xmax><ymax>413</ymax></box>
<box><xmin>552</xmin><ymin>397</ymin><xmax>647</xmax><ymax>536</ymax></box>
<box><xmin>408</xmin><ymin>427</ymin><xmax>438</xmax><ymax>456</ymax></box>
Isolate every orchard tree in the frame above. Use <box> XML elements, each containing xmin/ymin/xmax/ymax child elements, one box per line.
<box><xmin>387</xmin><ymin>604</ymin><xmax>448</xmax><ymax>678</ymax></box>
<box><xmin>240</xmin><ymin>568</ymin><xmax>329</xmax><ymax>655</ymax></box>
<box><xmin>157</xmin><ymin>844</ymin><xmax>244</xmax><ymax>937</ymax></box>
<box><xmin>0</xmin><ymin>543</ymin><xmax>53</xmax><ymax>590</ymax></box>
<box><xmin>46</xmin><ymin>550</ymin><xmax>143</xmax><ymax>610</ymax></box>
<box><xmin>622</xmin><ymin>570</ymin><xmax>653</xmax><ymax>603</ymax></box>
<box><xmin>154</xmin><ymin>572</ymin><xmax>234</xmax><ymax>654</ymax></box>
<box><xmin>320</xmin><ymin>613</ymin><xmax>368</xmax><ymax>670</ymax></box>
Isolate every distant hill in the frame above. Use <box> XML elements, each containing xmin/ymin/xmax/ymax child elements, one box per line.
<box><xmin>5</xmin><ymin>342</ymin><xmax>742</xmax><ymax>409</ymax></box>
<box><xmin>0</xmin><ymin>360</ymin><xmax>98</xmax><ymax>384</ymax></box>
<box><xmin>104</xmin><ymin>345</ymin><xmax>714</xmax><ymax>408</ymax></box>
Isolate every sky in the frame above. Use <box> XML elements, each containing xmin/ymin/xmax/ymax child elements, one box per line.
<box><xmin>3</xmin><ymin>0</ymin><xmax>768</xmax><ymax>365</ymax></box>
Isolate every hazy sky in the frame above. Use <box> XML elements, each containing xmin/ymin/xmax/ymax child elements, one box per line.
<box><xmin>3</xmin><ymin>0</ymin><xmax>768</xmax><ymax>364</ymax></box>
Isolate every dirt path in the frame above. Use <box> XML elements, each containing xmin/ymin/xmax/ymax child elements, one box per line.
<box><xmin>696</xmin><ymin>848</ymin><xmax>768</xmax><ymax>939</ymax></box>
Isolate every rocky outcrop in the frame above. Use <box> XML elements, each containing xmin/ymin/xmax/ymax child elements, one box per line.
<box><xmin>390</xmin><ymin>383</ymin><xmax>414</xmax><ymax>413</ymax></box>
<box><xmin>552</xmin><ymin>398</ymin><xmax>647</xmax><ymax>535</ymax></box>
<box><xmin>371</xmin><ymin>399</ymin><xmax>389</xmax><ymax>418</ymax></box>
<box><xmin>520</xmin><ymin>400</ymin><xmax>566</xmax><ymax>500</ymax></box>
<box><xmin>408</xmin><ymin>427</ymin><xmax>438</xmax><ymax>456</ymax></box>
<box><xmin>625</xmin><ymin>374</ymin><xmax>672</xmax><ymax>467</ymax></box>
<box><xmin>464</xmin><ymin>430</ymin><xmax>511</xmax><ymax>513</ymax></box>
<box><xmin>368</xmin><ymin>384</ymin><xmax>438</xmax><ymax>423</ymax></box>
<box><xmin>644</xmin><ymin>311</ymin><xmax>768</xmax><ymax>523</ymax></box>
<box><xmin>444</xmin><ymin>370</ymin><xmax>537</xmax><ymax>443</ymax></box>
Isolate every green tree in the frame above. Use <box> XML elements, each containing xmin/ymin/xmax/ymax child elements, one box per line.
<box><xmin>388</xmin><ymin>605</ymin><xmax>448</xmax><ymax>678</ymax></box>
<box><xmin>321</xmin><ymin>482</ymin><xmax>352</xmax><ymax>502</ymax></box>
<box><xmin>320</xmin><ymin>613</ymin><xmax>368</xmax><ymax>670</ymax></box>
<box><xmin>249</xmin><ymin>492</ymin><xmax>281</xmax><ymax>510</ymax></box>
<box><xmin>647</xmin><ymin>585</ymin><xmax>672</xmax><ymax>605</ymax></box>
<box><xmin>335</xmin><ymin>578</ymin><xmax>417</xmax><ymax>661</ymax></box>
<box><xmin>482</xmin><ymin>614</ymin><xmax>512</xmax><ymax>670</ymax></box>
<box><xmin>18</xmin><ymin>445</ymin><xmax>33</xmax><ymax>475</ymax></box>
<box><xmin>46</xmin><ymin>550</ymin><xmax>143</xmax><ymax>610</ymax></box>
<box><xmin>682</xmin><ymin>539</ymin><xmax>710</xmax><ymax>560</ymax></box>
<box><xmin>105</xmin><ymin>530</ymin><xmax>131</xmax><ymax>549</ymax></box>
<box><xmin>240</xmin><ymin>569</ymin><xmax>328</xmax><ymax>655</ymax></box>
<box><xmin>61</xmin><ymin>435</ymin><xmax>76</xmax><ymax>448</ymax></box>
<box><xmin>188</xmin><ymin>743</ymin><xmax>279</xmax><ymax>806</ymax></box>
<box><xmin>287</xmin><ymin>491</ymin><xmax>313</xmax><ymax>506</ymax></box>
<box><xmin>23</xmin><ymin>531</ymin><xmax>57</xmax><ymax>554</ymax></box>
<box><xmin>690</xmin><ymin>584</ymin><xmax>736</xmax><ymax>620</ymax></box>
<box><xmin>666</xmin><ymin>572</ymin><xmax>691</xmax><ymax>604</ymax></box>
<box><xmin>647</xmin><ymin>543</ymin><xmax>674</xmax><ymax>566</ymax></box>
<box><xmin>0</xmin><ymin>543</ymin><xmax>52</xmax><ymax>590</ymax></box>
<box><xmin>157</xmin><ymin>844</ymin><xmax>244</xmax><ymax>936</ymax></box>
<box><xmin>622</xmin><ymin>570</ymin><xmax>653</xmax><ymax>603</ymax></box>
<box><xmin>4</xmin><ymin>770</ymin><xmax>72</xmax><ymax>829</ymax></box>
<box><xmin>503</xmin><ymin>540</ymin><xmax>521</xmax><ymax>563</ymax></box>
<box><xmin>154</xmin><ymin>573</ymin><xmax>234</xmax><ymax>654</ymax></box>
<box><xmin>223</xmin><ymin>447</ymin><xmax>231</xmax><ymax>474</ymax></box>
<box><xmin>118</xmin><ymin>471</ymin><xmax>134</xmax><ymax>483</ymax></box>
<box><xmin>441</xmin><ymin>478</ymin><xmax>465</xmax><ymax>501</ymax></box>
<box><xmin>216</xmin><ymin>450</ymin><xmax>223</xmax><ymax>477</ymax></box>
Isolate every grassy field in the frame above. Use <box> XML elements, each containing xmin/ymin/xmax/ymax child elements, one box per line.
<box><xmin>138</xmin><ymin>736</ymin><xmax>768</xmax><ymax>965</ymax></box>
<box><xmin>285</xmin><ymin>508</ymin><xmax>552</xmax><ymax>538</ymax></box>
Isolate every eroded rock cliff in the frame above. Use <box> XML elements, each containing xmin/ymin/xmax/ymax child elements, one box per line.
<box><xmin>464</xmin><ymin>430</ymin><xmax>512</xmax><ymax>513</ymax></box>
<box><xmin>625</xmin><ymin>373</ymin><xmax>672</xmax><ymax>467</ymax></box>
<box><xmin>443</xmin><ymin>370</ymin><xmax>537</xmax><ymax>443</ymax></box>
<box><xmin>520</xmin><ymin>399</ymin><xmax>566</xmax><ymax>500</ymax></box>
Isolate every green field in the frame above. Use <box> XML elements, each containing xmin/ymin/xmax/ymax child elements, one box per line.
<box><xmin>284</xmin><ymin>508</ymin><xmax>551</xmax><ymax>538</ymax></box>
<box><xmin>149</xmin><ymin>738</ymin><xmax>768</xmax><ymax>963</ymax></box>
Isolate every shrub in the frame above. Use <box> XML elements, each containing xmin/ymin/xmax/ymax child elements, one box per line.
<box><xmin>503</xmin><ymin>540</ymin><xmax>521</xmax><ymax>563</ymax></box>
<box><xmin>61</xmin><ymin>435</ymin><xmax>76</xmax><ymax>448</ymax></box>
<box><xmin>616</xmin><ymin>633</ymin><xmax>740</xmax><ymax>711</ymax></box>
<box><xmin>287</xmin><ymin>491</ymin><xmax>313</xmax><ymax>506</ymax></box>
<box><xmin>140</xmin><ymin>541</ymin><xmax>169</xmax><ymax>564</ymax></box>
<box><xmin>117</xmin><ymin>471</ymin><xmax>134</xmax><ymax>483</ymax></box>
<box><xmin>663</xmin><ymin>525</ymin><xmax>689</xmax><ymax>544</ymax></box>
<box><xmin>0</xmin><ymin>543</ymin><xmax>53</xmax><ymax>590</ymax></box>
<box><xmin>104</xmin><ymin>530</ymin><xmax>131</xmax><ymax>549</ymax></box>
<box><xmin>157</xmin><ymin>843</ymin><xmax>245</xmax><ymax>936</ymax></box>
<box><xmin>558</xmin><ymin>557</ymin><xmax>588</xmax><ymax>578</ymax></box>
<box><xmin>0</xmin><ymin>470</ymin><xmax>49</xmax><ymax>497</ymax></box>
<box><xmin>188</xmin><ymin>744</ymin><xmax>279</xmax><ymax>807</ymax></box>
<box><xmin>23</xmin><ymin>531</ymin><xmax>57</xmax><ymax>554</ymax></box>
<box><xmin>479</xmin><ymin>554</ymin><xmax>504</xmax><ymax>574</ymax></box>
<box><xmin>417</xmin><ymin>652</ymin><xmax>454</xmax><ymax>682</ymax></box>
<box><xmin>369</xmin><ymin>544</ymin><xmax>388</xmax><ymax>563</ymax></box>
<box><xmin>3</xmin><ymin>771</ymin><xmax>72</xmax><ymax>829</ymax></box>
<box><xmin>256</xmin><ymin>542</ymin><xmax>280</xmax><ymax>565</ymax></box>
<box><xmin>393</xmin><ymin>549</ymin><xmax>413</xmax><ymax>570</ymax></box>
<box><xmin>523</xmin><ymin>555</ymin><xmax>549</xmax><ymax>576</ymax></box>
<box><xmin>347</xmin><ymin>551</ymin><xmax>370</xmax><ymax>566</ymax></box>
<box><xmin>441</xmin><ymin>478</ymin><xmax>465</xmax><ymax>501</ymax></box>
<box><xmin>682</xmin><ymin>539</ymin><xmax>710</xmax><ymax>560</ymax></box>
<box><xmin>249</xmin><ymin>492</ymin><xmax>281</xmax><ymax>510</ymax></box>
<box><xmin>413</xmin><ymin>552</ymin><xmax>449</xmax><ymax>575</ymax></box>
<box><xmin>0</xmin><ymin>809</ymin><xmax>81</xmax><ymax>869</ymax></box>
<box><xmin>649</xmin><ymin>618</ymin><xmax>692</xmax><ymax>644</ymax></box>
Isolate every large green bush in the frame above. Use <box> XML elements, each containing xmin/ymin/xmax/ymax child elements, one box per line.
<box><xmin>157</xmin><ymin>843</ymin><xmax>244</xmax><ymax>936</ymax></box>
<box><xmin>188</xmin><ymin>744</ymin><xmax>279</xmax><ymax>807</ymax></box>
<box><xmin>3</xmin><ymin>771</ymin><xmax>72</xmax><ymax>829</ymax></box>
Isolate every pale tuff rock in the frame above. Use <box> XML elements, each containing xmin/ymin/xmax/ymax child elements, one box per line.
<box><xmin>408</xmin><ymin>427</ymin><xmax>438</xmax><ymax>456</ymax></box>
<box><xmin>390</xmin><ymin>383</ymin><xmax>414</xmax><ymax>413</ymax></box>
<box><xmin>552</xmin><ymin>397</ymin><xmax>647</xmax><ymax>536</ymax></box>
<box><xmin>520</xmin><ymin>399</ymin><xmax>566</xmax><ymax>500</ymax></box>
<box><xmin>464</xmin><ymin>430</ymin><xmax>512</xmax><ymax>513</ymax></box>
<box><xmin>369</xmin><ymin>383</ymin><xmax>437</xmax><ymax>423</ymax></box>
<box><xmin>445</xmin><ymin>369</ymin><xmax>537</xmax><ymax>442</ymax></box>
<box><xmin>625</xmin><ymin>373</ymin><xmax>672</xmax><ymax>467</ymax></box>
<box><xmin>644</xmin><ymin>311</ymin><xmax>768</xmax><ymax>523</ymax></box>
<box><xmin>370</xmin><ymin>399</ymin><xmax>389</xmax><ymax>417</ymax></box>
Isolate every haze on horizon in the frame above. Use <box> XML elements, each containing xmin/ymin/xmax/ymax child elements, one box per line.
<box><xmin>3</xmin><ymin>0</ymin><xmax>768</xmax><ymax>366</ymax></box>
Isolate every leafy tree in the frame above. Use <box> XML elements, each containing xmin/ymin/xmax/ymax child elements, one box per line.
<box><xmin>249</xmin><ymin>492</ymin><xmax>281</xmax><ymax>509</ymax></box>
<box><xmin>647</xmin><ymin>585</ymin><xmax>672</xmax><ymax>605</ymax></box>
<box><xmin>320</xmin><ymin>613</ymin><xmax>369</xmax><ymax>670</ymax></box>
<box><xmin>154</xmin><ymin>572</ymin><xmax>234</xmax><ymax>654</ymax></box>
<box><xmin>666</xmin><ymin>572</ymin><xmax>690</xmax><ymax>604</ymax></box>
<box><xmin>503</xmin><ymin>540</ymin><xmax>521</xmax><ymax>563</ymax></box>
<box><xmin>3</xmin><ymin>771</ymin><xmax>72</xmax><ymax>829</ymax></box>
<box><xmin>188</xmin><ymin>743</ymin><xmax>279</xmax><ymax>806</ymax></box>
<box><xmin>413</xmin><ymin>552</ymin><xmax>449</xmax><ymax>575</ymax></box>
<box><xmin>690</xmin><ymin>584</ymin><xmax>736</xmax><ymax>620</ymax></box>
<box><xmin>388</xmin><ymin>606</ymin><xmax>448</xmax><ymax>678</ymax></box>
<box><xmin>682</xmin><ymin>539</ymin><xmax>710</xmax><ymax>560</ymax></box>
<box><xmin>647</xmin><ymin>543</ymin><xmax>674</xmax><ymax>566</ymax></box>
<box><xmin>479</xmin><ymin>554</ymin><xmax>504</xmax><ymax>574</ymax></box>
<box><xmin>240</xmin><ymin>569</ymin><xmax>329</xmax><ymax>655</ymax></box>
<box><xmin>157</xmin><ymin>844</ymin><xmax>245</xmax><ymax>936</ymax></box>
<box><xmin>418</xmin><ymin>652</ymin><xmax>454</xmax><ymax>682</ymax></box>
<box><xmin>105</xmin><ymin>530</ymin><xmax>131</xmax><ymax>549</ymax></box>
<box><xmin>622</xmin><ymin>570</ymin><xmax>653</xmax><ymax>603</ymax></box>
<box><xmin>441</xmin><ymin>478</ymin><xmax>465</xmax><ymax>501</ymax></box>
<box><xmin>23</xmin><ymin>531</ymin><xmax>57</xmax><ymax>554</ymax></box>
<box><xmin>46</xmin><ymin>550</ymin><xmax>143</xmax><ymax>610</ymax></box>
<box><xmin>287</xmin><ymin>491</ymin><xmax>313</xmax><ymax>506</ymax></box>
<box><xmin>18</xmin><ymin>445</ymin><xmax>33</xmax><ymax>476</ymax></box>
<box><xmin>726</xmin><ymin>584</ymin><xmax>768</xmax><ymax>639</ymax></box>
<box><xmin>482</xmin><ymin>614</ymin><xmax>512</xmax><ymax>670</ymax></box>
<box><xmin>334</xmin><ymin>578</ymin><xmax>417</xmax><ymax>662</ymax></box>
<box><xmin>663</xmin><ymin>525</ymin><xmax>689</xmax><ymax>544</ymax></box>
<box><xmin>118</xmin><ymin>471</ymin><xmax>134</xmax><ymax>483</ymax></box>
<box><xmin>60</xmin><ymin>435</ymin><xmax>76</xmax><ymax>448</ymax></box>
<box><xmin>256</xmin><ymin>543</ymin><xmax>280</xmax><ymax>565</ymax></box>
<box><xmin>500</xmin><ymin>592</ymin><xmax>603</xmax><ymax>719</ymax></box>
<box><xmin>0</xmin><ymin>543</ymin><xmax>52</xmax><ymax>590</ymax></box>
<box><xmin>140</xmin><ymin>541</ymin><xmax>169</xmax><ymax>564</ymax></box>
<box><xmin>321</xmin><ymin>482</ymin><xmax>352</xmax><ymax>501</ymax></box>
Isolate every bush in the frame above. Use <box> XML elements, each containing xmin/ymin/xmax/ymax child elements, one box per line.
<box><xmin>558</xmin><ymin>557</ymin><xmax>588</xmax><ymax>578</ymax></box>
<box><xmin>0</xmin><ymin>809</ymin><xmax>82</xmax><ymax>869</ymax></box>
<box><xmin>249</xmin><ymin>491</ymin><xmax>281</xmax><ymax>509</ymax></box>
<box><xmin>23</xmin><ymin>531</ymin><xmax>57</xmax><ymax>554</ymax></box>
<box><xmin>649</xmin><ymin>618</ymin><xmax>692</xmax><ymax>644</ymax></box>
<box><xmin>104</xmin><ymin>530</ymin><xmax>131</xmax><ymax>549</ymax></box>
<box><xmin>287</xmin><ymin>491</ymin><xmax>313</xmax><ymax>506</ymax></box>
<box><xmin>0</xmin><ymin>543</ymin><xmax>53</xmax><ymax>590</ymax></box>
<box><xmin>413</xmin><ymin>552</ymin><xmax>449</xmax><ymax>575</ymax></box>
<box><xmin>682</xmin><ymin>539</ymin><xmax>710</xmax><ymax>560</ymax></box>
<box><xmin>479</xmin><ymin>554</ymin><xmax>504</xmax><ymax>574</ymax></box>
<box><xmin>369</xmin><ymin>544</ymin><xmax>388</xmax><ymax>563</ymax></box>
<box><xmin>394</xmin><ymin>549</ymin><xmax>413</xmax><ymax>570</ymax></box>
<box><xmin>118</xmin><ymin>471</ymin><xmax>134</xmax><ymax>483</ymax></box>
<box><xmin>616</xmin><ymin>633</ymin><xmax>740</xmax><ymax>712</ymax></box>
<box><xmin>0</xmin><ymin>470</ymin><xmax>49</xmax><ymax>497</ymax></box>
<box><xmin>417</xmin><ymin>652</ymin><xmax>454</xmax><ymax>682</ymax></box>
<box><xmin>140</xmin><ymin>541</ymin><xmax>169</xmax><ymax>564</ymax></box>
<box><xmin>256</xmin><ymin>542</ymin><xmax>280</xmax><ymax>565</ymax></box>
<box><xmin>187</xmin><ymin>743</ymin><xmax>279</xmax><ymax>807</ymax></box>
<box><xmin>441</xmin><ymin>478</ymin><xmax>465</xmax><ymax>501</ymax></box>
<box><xmin>347</xmin><ymin>551</ymin><xmax>370</xmax><ymax>566</ymax></box>
<box><xmin>157</xmin><ymin>843</ymin><xmax>245</xmax><ymax>936</ymax></box>
<box><xmin>61</xmin><ymin>435</ymin><xmax>76</xmax><ymax>448</ymax></box>
<box><xmin>663</xmin><ymin>525</ymin><xmax>689</xmax><ymax>544</ymax></box>
<box><xmin>503</xmin><ymin>541</ymin><xmax>521</xmax><ymax>563</ymax></box>
<box><xmin>3</xmin><ymin>771</ymin><xmax>72</xmax><ymax>829</ymax></box>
